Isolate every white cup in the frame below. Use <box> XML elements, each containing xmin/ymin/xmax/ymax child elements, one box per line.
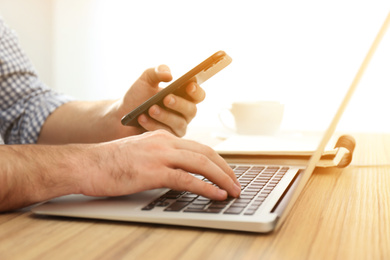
<box><xmin>219</xmin><ymin>101</ymin><xmax>284</xmax><ymax>135</ymax></box>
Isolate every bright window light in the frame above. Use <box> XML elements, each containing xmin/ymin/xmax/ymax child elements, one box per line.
<box><xmin>54</xmin><ymin>0</ymin><xmax>390</xmax><ymax>132</ymax></box>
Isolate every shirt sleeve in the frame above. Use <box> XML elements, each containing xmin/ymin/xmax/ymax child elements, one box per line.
<box><xmin>0</xmin><ymin>18</ymin><xmax>73</xmax><ymax>144</ymax></box>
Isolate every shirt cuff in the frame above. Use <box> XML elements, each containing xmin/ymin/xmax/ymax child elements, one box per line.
<box><xmin>7</xmin><ymin>92</ymin><xmax>74</xmax><ymax>144</ymax></box>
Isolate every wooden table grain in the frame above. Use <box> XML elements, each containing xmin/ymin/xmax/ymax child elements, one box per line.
<box><xmin>1</xmin><ymin>133</ymin><xmax>389</xmax><ymax>260</ymax></box>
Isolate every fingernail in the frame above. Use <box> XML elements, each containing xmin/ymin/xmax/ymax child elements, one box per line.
<box><xmin>234</xmin><ymin>183</ymin><xmax>241</xmax><ymax>197</ymax></box>
<box><xmin>151</xmin><ymin>106</ymin><xmax>160</xmax><ymax>115</ymax></box>
<box><xmin>190</xmin><ymin>83</ymin><xmax>197</xmax><ymax>93</ymax></box>
<box><xmin>158</xmin><ymin>65</ymin><xmax>170</xmax><ymax>74</ymax></box>
<box><xmin>168</xmin><ymin>96</ymin><xmax>175</xmax><ymax>106</ymax></box>
<box><xmin>138</xmin><ymin>114</ymin><xmax>147</xmax><ymax>124</ymax></box>
<box><xmin>217</xmin><ymin>189</ymin><xmax>228</xmax><ymax>199</ymax></box>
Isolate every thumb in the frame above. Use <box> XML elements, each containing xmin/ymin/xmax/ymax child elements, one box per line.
<box><xmin>143</xmin><ymin>65</ymin><xmax>173</xmax><ymax>86</ymax></box>
<box><xmin>155</xmin><ymin>64</ymin><xmax>173</xmax><ymax>82</ymax></box>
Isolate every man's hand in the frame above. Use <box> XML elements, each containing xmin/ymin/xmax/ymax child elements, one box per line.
<box><xmin>38</xmin><ymin>65</ymin><xmax>206</xmax><ymax>144</ymax></box>
<box><xmin>80</xmin><ymin>130</ymin><xmax>241</xmax><ymax>201</ymax></box>
<box><xmin>116</xmin><ymin>65</ymin><xmax>206</xmax><ymax>137</ymax></box>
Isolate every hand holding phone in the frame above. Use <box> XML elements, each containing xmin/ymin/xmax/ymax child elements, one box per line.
<box><xmin>121</xmin><ymin>51</ymin><xmax>232</xmax><ymax>127</ymax></box>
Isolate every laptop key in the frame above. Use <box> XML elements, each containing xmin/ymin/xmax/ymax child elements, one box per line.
<box><xmin>184</xmin><ymin>208</ymin><xmax>222</xmax><ymax>214</ymax></box>
<box><xmin>164</xmin><ymin>202</ymin><xmax>190</xmax><ymax>212</ymax></box>
<box><xmin>208</xmin><ymin>204</ymin><xmax>227</xmax><ymax>209</ymax></box>
<box><xmin>224</xmin><ymin>207</ymin><xmax>245</xmax><ymax>215</ymax></box>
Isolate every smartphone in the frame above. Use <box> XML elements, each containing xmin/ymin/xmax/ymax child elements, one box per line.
<box><xmin>121</xmin><ymin>50</ymin><xmax>232</xmax><ymax>126</ymax></box>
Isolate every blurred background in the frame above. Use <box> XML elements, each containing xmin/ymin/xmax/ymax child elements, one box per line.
<box><xmin>1</xmin><ymin>0</ymin><xmax>389</xmax><ymax>133</ymax></box>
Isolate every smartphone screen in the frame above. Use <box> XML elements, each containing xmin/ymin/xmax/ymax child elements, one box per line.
<box><xmin>121</xmin><ymin>51</ymin><xmax>232</xmax><ymax>126</ymax></box>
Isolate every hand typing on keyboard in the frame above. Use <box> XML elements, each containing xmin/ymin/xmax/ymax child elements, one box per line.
<box><xmin>79</xmin><ymin>130</ymin><xmax>241</xmax><ymax>201</ymax></box>
<box><xmin>143</xmin><ymin>165</ymin><xmax>289</xmax><ymax>215</ymax></box>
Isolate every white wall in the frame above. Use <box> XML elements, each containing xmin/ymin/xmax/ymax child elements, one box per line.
<box><xmin>53</xmin><ymin>0</ymin><xmax>95</xmax><ymax>99</ymax></box>
<box><xmin>0</xmin><ymin>0</ymin><xmax>54</xmax><ymax>88</ymax></box>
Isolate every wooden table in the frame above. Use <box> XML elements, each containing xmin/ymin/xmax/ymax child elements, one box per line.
<box><xmin>1</xmin><ymin>133</ymin><xmax>389</xmax><ymax>260</ymax></box>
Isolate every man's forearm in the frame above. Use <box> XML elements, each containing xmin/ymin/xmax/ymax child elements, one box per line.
<box><xmin>37</xmin><ymin>100</ymin><xmax>142</xmax><ymax>145</ymax></box>
<box><xmin>0</xmin><ymin>144</ymin><xmax>86</xmax><ymax>212</ymax></box>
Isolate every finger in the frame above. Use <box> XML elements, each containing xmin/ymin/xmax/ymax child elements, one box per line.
<box><xmin>172</xmin><ymin>138</ymin><xmax>238</xmax><ymax>184</ymax></box>
<box><xmin>147</xmin><ymin>105</ymin><xmax>188</xmax><ymax>137</ymax></box>
<box><xmin>163</xmin><ymin>169</ymin><xmax>229</xmax><ymax>201</ymax></box>
<box><xmin>163</xmin><ymin>94</ymin><xmax>197</xmax><ymax>123</ymax></box>
<box><xmin>142</xmin><ymin>65</ymin><xmax>173</xmax><ymax>86</ymax></box>
<box><xmin>155</xmin><ymin>64</ymin><xmax>173</xmax><ymax>82</ymax></box>
<box><xmin>166</xmin><ymin>149</ymin><xmax>241</xmax><ymax>198</ymax></box>
<box><xmin>137</xmin><ymin>113</ymin><xmax>175</xmax><ymax>134</ymax></box>
<box><xmin>168</xmin><ymin>151</ymin><xmax>241</xmax><ymax>197</ymax></box>
<box><xmin>185</xmin><ymin>82</ymin><xmax>206</xmax><ymax>104</ymax></box>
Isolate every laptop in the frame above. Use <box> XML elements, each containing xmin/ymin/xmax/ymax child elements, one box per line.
<box><xmin>32</xmin><ymin>11</ymin><xmax>390</xmax><ymax>233</ymax></box>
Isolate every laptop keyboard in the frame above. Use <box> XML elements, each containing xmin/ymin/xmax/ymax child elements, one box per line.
<box><xmin>142</xmin><ymin>165</ymin><xmax>289</xmax><ymax>215</ymax></box>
